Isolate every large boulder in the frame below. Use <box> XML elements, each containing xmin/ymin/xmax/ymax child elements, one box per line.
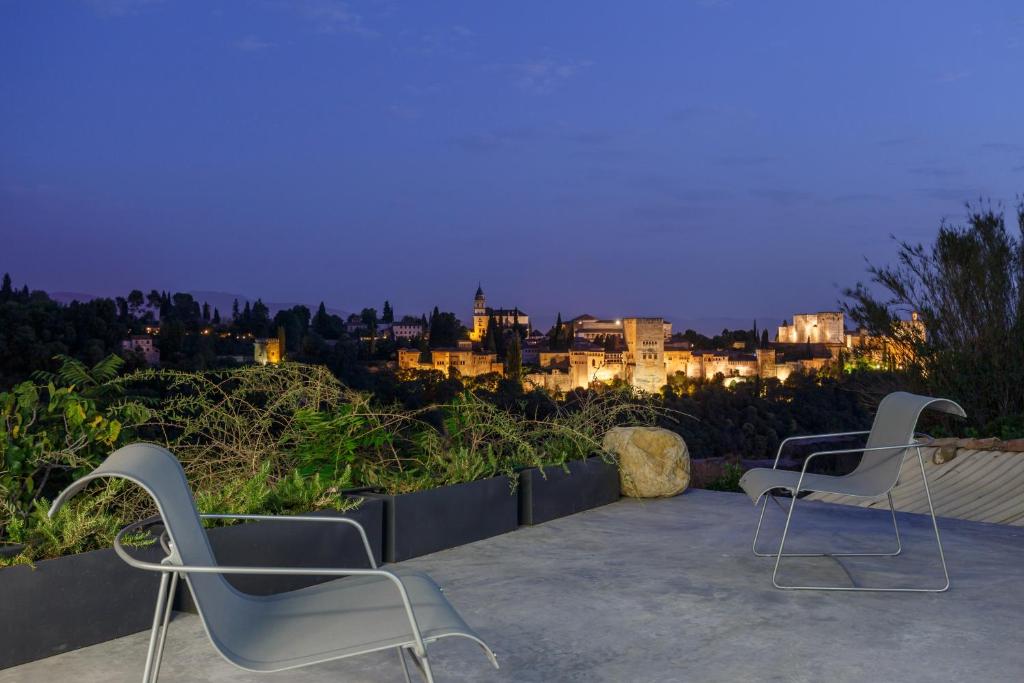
<box><xmin>603</xmin><ymin>426</ymin><xmax>690</xmax><ymax>498</ymax></box>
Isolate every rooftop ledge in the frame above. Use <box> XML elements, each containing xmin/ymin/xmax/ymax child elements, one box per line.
<box><xmin>4</xmin><ymin>490</ymin><xmax>1023</xmax><ymax>682</ymax></box>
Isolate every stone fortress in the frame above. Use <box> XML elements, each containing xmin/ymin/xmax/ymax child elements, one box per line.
<box><xmin>398</xmin><ymin>285</ymin><xmax>922</xmax><ymax>392</ymax></box>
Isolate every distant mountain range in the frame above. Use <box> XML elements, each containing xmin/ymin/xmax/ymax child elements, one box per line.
<box><xmin>187</xmin><ymin>291</ymin><xmax>350</xmax><ymax>320</ymax></box>
<box><xmin>46</xmin><ymin>291</ymin><xmax>783</xmax><ymax>336</ymax></box>
<box><xmin>47</xmin><ymin>290</ymin><xmax>349</xmax><ymax>320</ymax></box>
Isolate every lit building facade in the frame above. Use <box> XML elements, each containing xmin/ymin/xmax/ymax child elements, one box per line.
<box><xmin>398</xmin><ymin>343</ymin><xmax>504</xmax><ymax>378</ymax></box>
<box><xmin>777</xmin><ymin>312</ymin><xmax>846</xmax><ymax>345</ymax></box>
<box><xmin>254</xmin><ymin>338</ymin><xmax>282</xmax><ymax>365</ymax></box>
<box><xmin>121</xmin><ymin>335</ymin><xmax>160</xmax><ymax>366</ymax></box>
<box><xmin>470</xmin><ymin>285</ymin><xmax>529</xmax><ymax>342</ymax></box>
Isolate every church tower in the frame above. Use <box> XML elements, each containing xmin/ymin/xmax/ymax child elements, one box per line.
<box><xmin>471</xmin><ymin>284</ymin><xmax>488</xmax><ymax>342</ymax></box>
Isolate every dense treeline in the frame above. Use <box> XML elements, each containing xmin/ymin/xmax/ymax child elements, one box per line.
<box><xmin>0</xmin><ymin>277</ymin><xmax>131</xmax><ymax>387</ymax></box>
<box><xmin>845</xmin><ymin>200</ymin><xmax>1024</xmax><ymax>438</ymax></box>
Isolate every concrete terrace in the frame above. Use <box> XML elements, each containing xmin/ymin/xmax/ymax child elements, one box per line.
<box><xmin>4</xmin><ymin>490</ymin><xmax>1023</xmax><ymax>683</ymax></box>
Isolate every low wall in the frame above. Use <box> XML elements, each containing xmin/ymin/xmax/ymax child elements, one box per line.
<box><xmin>808</xmin><ymin>438</ymin><xmax>1024</xmax><ymax>526</ymax></box>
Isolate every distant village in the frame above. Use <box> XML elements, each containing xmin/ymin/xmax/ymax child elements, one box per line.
<box><xmin>118</xmin><ymin>283</ymin><xmax>922</xmax><ymax>392</ymax></box>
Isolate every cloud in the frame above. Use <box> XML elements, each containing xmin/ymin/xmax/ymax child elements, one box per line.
<box><xmin>400</xmin><ymin>24</ymin><xmax>477</xmax><ymax>56</ymax></box>
<box><xmin>636</xmin><ymin>175</ymin><xmax>733</xmax><ymax>202</ymax></box>
<box><xmin>294</xmin><ymin>0</ymin><xmax>377</xmax><ymax>37</ymax></box>
<box><xmin>980</xmin><ymin>142</ymin><xmax>1023</xmax><ymax>153</ymax></box>
<box><xmin>934</xmin><ymin>69</ymin><xmax>971</xmax><ymax>83</ymax></box>
<box><xmin>917</xmin><ymin>188</ymin><xmax>984</xmax><ymax>202</ymax></box>
<box><xmin>448</xmin><ymin>127</ymin><xmax>540</xmax><ymax>152</ymax></box>
<box><xmin>565</xmin><ymin>130</ymin><xmax>616</xmax><ymax>146</ymax></box>
<box><xmin>233</xmin><ymin>35</ymin><xmax>276</xmax><ymax>52</ymax></box>
<box><xmin>668</xmin><ymin>104</ymin><xmax>753</xmax><ymax>122</ymax></box>
<box><xmin>877</xmin><ymin>137</ymin><xmax>918</xmax><ymax>147</ymax></box>
<box><xmin>498</xmin><ymin>58</ymin><xmax>593</xmax><ymax>94</ymax></box>
<box><xmin>908</xmin><ymin>166</ymin><xmax>962</xmax><ymax>178</ymax></box>
<box><xmin>387</xmin><ymin>104</ymin><xmax>419</xmax><ymax>120</ymax></box>
<box><xmin>829</xmin><ymin>193</ymin><xmax>890</xmax><ymax>205</ymax></box>
<box><xmin>84</xmin><ymin>0</ymin><xmax>163</xmax><ymax>16</ymax></box>
<box><xmin>749</xmin><ymin>188</ymin><xmax>813</xmax><ymax>205</ymax></box>
<box><xmin>718</xmin><ymin>154</ymin><xmax>781</xmax><ymax>167</ymax></box>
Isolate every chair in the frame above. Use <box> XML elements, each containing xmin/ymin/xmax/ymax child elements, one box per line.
<box><xmin>48</xmin><ymin>442</ymin><xmax>499</xmax><ymax>683</ymax></box>
<box><xmin>738</xmin><ymin>391</ymin><xmax>965</xmax><ymax>592</ymax></box>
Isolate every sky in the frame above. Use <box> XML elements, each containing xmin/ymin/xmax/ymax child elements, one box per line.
<box><xmin>2</xmin><ymin>0</ymin><xmax>1022</xmax><ymax>333</ymax></box>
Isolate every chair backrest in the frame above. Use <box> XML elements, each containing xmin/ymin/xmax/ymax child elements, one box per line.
<box><xmin>851</xmin><ymin>391</ymin><xmax>966</xmax><ymax>492</ymax></box>
<box><xmin>49</xmin><ymin>443</ymin><xmax>245</xmax><ymax>639</ymax></box>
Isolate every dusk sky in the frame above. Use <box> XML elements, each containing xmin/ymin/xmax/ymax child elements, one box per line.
<box><xmin>2</xmin><ymin>0</ymin><xmax>1022</xmax><ymax>332</ymax></box>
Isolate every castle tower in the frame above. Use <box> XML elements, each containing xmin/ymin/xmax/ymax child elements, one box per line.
<box><xmin>623</xmin><ymin>317</ymin><xmax>667</xmax><ymax>393</ymax></box>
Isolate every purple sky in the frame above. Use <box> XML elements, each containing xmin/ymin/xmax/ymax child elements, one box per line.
<box><xmin>2</xmin><ymin>1</ymin><xmax>1022</xmax><ymax>333</ymax></box>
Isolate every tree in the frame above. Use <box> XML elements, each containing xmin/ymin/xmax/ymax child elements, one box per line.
<box><xmin>844</xmin><ymin>199</ymin><xmax>1024</xmax><ymax>432</ymax></box>
<box><xmin>428</xmin><ymin>309</ymin><xmax>460</xmax><ymax>348</ymax></box>
<box><xmin>202</xmin><ymin>301</ymin><xmax>211</xmax><ymax>322</ymax></box>
<box><xmin>549</xmin><ymin>312</ymin><xmax>565</xmax><ymax>351</ymax></box>
<box><xmin>760</xmin><ymin>329</ymin><xmax>770</xmax><ymax>348</ymax></box>
<box><xmin>382</xmin><ymin>300</ymin><xmax>394</xmax><ymax>324</ymax></box>
<box><xmin>212</xmin><ymin>308</ymin><xmax>221</xmax><ymax>325</ymax></box>
<box><xmin>1</xmin><ymin>273</ymin><xmax>13</xmax><ymax>301</ymax></box>
<box><xmin>127</xmin><ymin>289</ymin><xmax>144</xmax><ymax>315</ymax></box>
<box><xmin>232</xmin><ymin>298</ymin><xmax>240</xmax><ymax>320</ymax></box>
<box><xmin>506</xmin><ymin>331</ymin><xmax>522</xmax><ymax>385</ymax></box>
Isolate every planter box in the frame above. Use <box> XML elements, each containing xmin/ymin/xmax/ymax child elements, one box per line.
<box><xmin>518</xmin><ymin>458</ymin><xmax>621</xmax><ymax>526</ymax></box>
<box><xmin>361</xmin><ymin>476</ymin><xmax>518</xmax><ymax>563</ymax></box>
<box><xmin>175</xmin><ymin>498</ymin><xmax>384</xmax><ymax>613</ymax></box>
<box><xmin>0</xmin><ymin>544</ymin><xmax>165</xmax><ymax>669</ymax></box>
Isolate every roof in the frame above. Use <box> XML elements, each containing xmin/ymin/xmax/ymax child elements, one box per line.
<box><xmin>487</xmin><ymin>307</ymin><xmax>527</xmax><ymax>317</ymax></box>
<box><xmin>809</xmin><ymin>446</ymin><xmax>1024</xmax><ymax>526</ymax></box>
<box><xmin>475</xmin><ymin>283</ymin><xmax>484</xmax><ymax>298</ymax></box>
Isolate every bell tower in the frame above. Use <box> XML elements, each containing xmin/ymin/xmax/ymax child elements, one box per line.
<box><xmin>471</xmin><ymin>283</ymin><xmax>488</xmax><ymax>342</ymax></box>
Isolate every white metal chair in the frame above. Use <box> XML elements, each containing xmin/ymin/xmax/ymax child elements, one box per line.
<box><xmin>739</xmin><ymin>391</ymin><xmax>966</xmax><ymax>592</ymax></box>
<box><xmin>49</xmin><ymin>442</ymin><xmax>499</xmax><ymax>682</ymax></box>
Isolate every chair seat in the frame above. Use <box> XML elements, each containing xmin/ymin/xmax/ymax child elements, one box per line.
<box><xmin>195</xmin><ymin>570</ymin><xmax>479</xmax><ymax>672</ymax></box>
<box><xmin>739</xmin><ymin>467</ymin><xmax>889</xmax><ymax>504</ymax></box>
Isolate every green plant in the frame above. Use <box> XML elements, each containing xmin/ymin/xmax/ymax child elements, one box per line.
<box><xmin>1</xmin><ymin>480</ymin><xmax>153</xmax><ymax>567</ymax></box>
<box><xmin>1</xmin><ymin>380</ymin><xmax>134</xmax><ymax>528</ymax></box>
<box><xmin>703</xmin><ymin>463</ymin><xmax>745</xmax><ymax>493</ymax></box>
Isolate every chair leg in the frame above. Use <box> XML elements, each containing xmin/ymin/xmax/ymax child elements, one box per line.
<box><xmin>769</xmin><ymin>449</ymin><xmax>950</xmax><ymax>591</ymax></box>
<box><xmin>753</xmin><ymin>492</ymin><xmax>902</xmax><ymax>558</ymax></box>
<box><xmin>397</xmin><ymin>646</ymin><xmax>413</xmax><ymax>683</ymax></box>
<box><xmin>142</xmin><ymin>571</ymin><xmax>171</xmax><ymax>683</ymax></box>
<box><xmin>419</xmin><ymin>652</ymin><xmax>436</xmax><ymax>683</ymax></box>
<box><xmin>406</xmin><ymin>648</ymin><xmax>436</xmax><ymax>683</ymax></box>
<box><xmin>150</xmin><ymin>572</ymin><xmax>178</xmax><ymax>683</ymax></box>
<box><xmin>917</xmin><ymin>447</ymin><xmax>950</xmax><ymax>592</ymax></box>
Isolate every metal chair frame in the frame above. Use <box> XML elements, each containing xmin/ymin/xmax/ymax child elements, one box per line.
<box><xmin>750</xmin><ymin>431</ymin><xmax>950</xmax><ymax>592</ymax></box>
<box><xmin>49</xmin><ymin>444</ymin><xmax>498</xmax><ymax>683</ymax></box>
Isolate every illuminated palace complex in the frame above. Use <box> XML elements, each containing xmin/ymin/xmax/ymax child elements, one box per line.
<box><xmin>399</xmin><ymin>285</ymin><xmax>923</xmax><ymax>392</ymax></box>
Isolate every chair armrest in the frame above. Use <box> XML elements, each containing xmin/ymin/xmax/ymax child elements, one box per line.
<box><xmin>113</xmin><ymin>518</ymin><xmax>431</xmax><ymax>656</ymax></box>
<box><xmin>772</xmin><ymin>431</ymin><xmax>871</xmax><ymax>468</ymax></box>
<box><xmin>199</xmin><ymin>513</ymin><xmax>377</xmax><ymax>569</ymax></box>
<box><xmin>791</xmin><ymin>441</ymin><xmax>928</xmax><ymax>495</ymax></box>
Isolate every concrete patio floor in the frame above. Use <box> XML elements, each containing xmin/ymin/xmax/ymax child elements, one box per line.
<box><xmin>4</xmin><ymin>489</ymin><xmax>1023</xmax><ymax>682</ymax></box>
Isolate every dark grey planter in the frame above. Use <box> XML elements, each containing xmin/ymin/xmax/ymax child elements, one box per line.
<box><xmin>0</xmin><ymin>544</ymin><xmax>164</xmax><ymax>669</ymax></box>
<box><xmin>175</xmin><ymin>498</ymin><xmax>384</xmax><ymax>613</ymax></box>
<box><xmin>518</xmin><ymin>457</ymin><xmax>621</xmax><ymax>525</ymax></box>
<box><xmin>361</xmin><ymin>476</ymin><xmax>518</xmax><ymax>563</ymax></box>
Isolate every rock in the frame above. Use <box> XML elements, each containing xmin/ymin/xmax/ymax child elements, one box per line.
<box><xmin>603</xmin><ymin>426</ymin><xmax>690</xmax><ymax>497</ymax></box>
<box><xmin>932</xmin><ymin>444</ymin><xmax>959</xmax><ymax>465</ymax></box>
